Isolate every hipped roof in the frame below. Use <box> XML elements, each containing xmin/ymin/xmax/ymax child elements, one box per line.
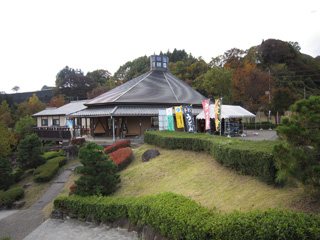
<box><xmin>196</xmin><ymin>104</ymin><xmax>255</xmax><ymax>119</ymax></box>
<box><xmin>86</xmin><ymin>70</ymin><xmax>206</xmax><ymax>106</ymax></box>
<box><xmin>33</xmin><ymin>100</ymin><xmax>87</xmax><ymax>117</ymax></box>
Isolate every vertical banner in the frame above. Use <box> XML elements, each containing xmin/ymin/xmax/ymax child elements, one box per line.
<box><xmin>202</xmin><ymin>99</ymin><xmax>211</xmax><ymax>130</ymax></box>
<box><xmin>158</xmin><ymin>109</ymin><xmax>167</xmax><ymax>131</ymax></box>
<box><xmin>183</xmin><ymin>105</ymin><xmax>195</xmax><ymax>132</ymax></box>
<box><xmin>174</xmin><ymin>106</ymin><xmax>185</xmax><ymax>129</ymax></box>
<box><xmin>166</xmin><ymin>107</ymin><xmax>175</xmax><ymax>131</ymax></box>
<box><xmin>214</xmin><ymin>98</ymin><xmax>221</xmax><ymax>131</ymax></box>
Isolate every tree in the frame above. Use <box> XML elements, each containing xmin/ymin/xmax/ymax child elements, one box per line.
<box><xmin>0</xmin><ymin>157</ymin><xmax>14</xmax><ymax>190</ymax></box>
<box><xmin>75</xmin><ymin>143</ymin><xmax>120</xmax><ymax>196</ymax></box>
<box><xmin>194</xmin><ymin>67</ymin><xmax>232</xmax><ymax>103</ymax></box>
<box><xmin>17</xmin><ymin>134</ymin><xmax>44</xmax><ymax>169</ymax></box>
<box><xmin>12</xmin><ymin>86</ymin><xmax>20</xmax><ymax>93</ymax></box>
<box><xmin>232</xmin><ymin>62</ymin><xmax>270</xmax><ymax>112</ymax></box>
<box><xmin>14</xmin><ymin>116</ymin><xmax>36</xmax><ymax>140</ymax></box>
<box><xmin>114</xmin><ymin>56</ymin><xmax>149</xmax><ymax>82</ymax></box>
<box><xmin>16</xmin><ymin>94</ymin><xmax>45</xmax><ymax>118</ymax></box>
<box><xmin>271</xmin><ymin>88</ymin><xmax>297</xmax><ymax>123</ymax></box>
<box><xmin>48</xmin><ymin>95</ymin><xmax>65</xmax><ymax>108</ymax></box>
<box><xmin>55</xmin><ymin>66</ymin><xmax>98</xmax><ymax>100</ymax></box>
<box><xmin>0</xmin><ymin>100</ymin><xmax>13</xmax><ymax>127</ymax></box>
<box><xmin>86</xmin><ymin>69</ymin><xmax>111</xmax><ymax>86</ymax></box>
<box><xmin>0</xmin><ymin>123</ymin><xmax>15</xmax><ymax>159</ymax></box>
<box><xmin>274</xmin><ymin>96</ymin><xmax>320</xmax><ymax>189</ymax></box>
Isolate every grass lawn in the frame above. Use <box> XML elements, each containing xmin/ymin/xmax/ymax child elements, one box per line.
<box><xmin>114</xmin><ymin>144</ymin><xmax>310</xmax><ymax>213</ymax></box>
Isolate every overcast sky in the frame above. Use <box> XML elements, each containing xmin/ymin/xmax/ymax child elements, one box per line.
<box><xmin>0</xmin><ymin>0</ymin><xmax>319</xmax><ymax>93</ymax></box>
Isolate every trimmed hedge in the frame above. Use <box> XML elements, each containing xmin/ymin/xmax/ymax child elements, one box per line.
<box><xmin>0</xmin><ymin>187</ymin><xmax>24</xmax><ymax>208</ymax></box>
<box><xmin>104</xmin><ymin>140</ymin><xmax>131</xmax><ymax>154</ymax></box>
<box><xmin>145</xmin><ymin>131</ymin><xmax>278</xmax><ymax>183</ymax></box>
<box><xmin>33</xmin><ymin>156</ymin><xmax>67</xmax><ymax>182</ymax></box>
<box><xmin>54</xmin><ymin>192</ymin><xmax>320</xmax><ymax>240</ymax></box>
<box><xmin>109</xmin><ymin>147</ymin><xmax>133</xmax><ymax>171</ymax></box>
<box><xmin>42</xmin><ymin>150</ymin><xmax>64</xmax><ymax>161</ymax></box>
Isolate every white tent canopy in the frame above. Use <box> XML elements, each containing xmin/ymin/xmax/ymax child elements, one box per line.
<box><xmin>196</xmin><ymin>104</ymin><xmax>255</xmax><ymax>119</ymax></box>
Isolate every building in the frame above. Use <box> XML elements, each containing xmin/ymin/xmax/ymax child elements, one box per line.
<box><xmin>71</xmin><ymin>55</ymin><xmax>206</xmax><ymax>139</ymax></box>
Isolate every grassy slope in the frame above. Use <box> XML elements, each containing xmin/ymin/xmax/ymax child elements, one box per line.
<box><xmin>114</xmin><ymin>144</ymin><xmax>306</xmax><ymax>213</ymax></box>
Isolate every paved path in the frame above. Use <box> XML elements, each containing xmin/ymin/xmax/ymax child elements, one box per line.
<box><xmin>235</xmin><ymin>130</ymin><xmax>278</xmax><ymax>141</ymax></box>
<box><xmin>23</xmin><ymin>219</ymin><xmax>138</xmax><ymax>240</ymax></box>
<box><xmin>0</xmin><ymin>165</ymin><xmax>77</xmax><ymax>240</ymax></box>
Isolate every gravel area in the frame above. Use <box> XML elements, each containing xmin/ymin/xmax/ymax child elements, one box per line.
<box><xmin>235</xmin><ymin>130</ymin><xmax>278</xmax><ymax>141</ymax></box>
<box><xmin>23</xmin><ymin>219</ymin><xmax>138</xmax><ymax>240</ymax></box>
<box><xmin>0</xmin><ymin>210</ymin><xmax>18</xmax><ymax>221</ymax></box>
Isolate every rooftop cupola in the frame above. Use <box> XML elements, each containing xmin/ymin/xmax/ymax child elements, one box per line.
<box><xmin>150</xmin><ymin>55</ymin><xmax>169</xmax><ymax>71</ymax></box>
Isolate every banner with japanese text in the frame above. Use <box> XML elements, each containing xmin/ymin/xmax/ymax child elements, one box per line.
<box><xmin>183</xmin><ymin>105</ymin><xmax>195</xmax><ymax>132</ymax></box>
<box><xmin>202</xmin><ymin>99</ymin><xmax>210</xmax><ymax>130</ymax></box>
<box><xmin>174</xmin><ymin>106</ymin><xmax>185</xmax><ymax>129</ymax></box>
<box><xmin>166</xmin><ymin>107</ymin><xmax>175</xmax><ymax>131</ymax></box>
<box><xmin>214</xmin><ymin>98</ymin><xmax>221</xmax><ymax>131</ymax></box>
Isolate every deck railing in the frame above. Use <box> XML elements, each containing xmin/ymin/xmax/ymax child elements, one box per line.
<box><xmin>33</xmin><ymin>127</ymin><xmax>90</xmax><ymax>140</ymax></box>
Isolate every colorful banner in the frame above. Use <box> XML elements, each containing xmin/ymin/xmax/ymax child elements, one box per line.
<box><xmin>214</xmin><ymin>98</ymin><xmax>221</xmax><ymax>131</ymax></box>
<box><xmin>174</xmin><ymin>106</ymin><xmax>185</xmax><ymax>129</ymax></box>
<box><xmin>166</xmin><ymin>107</ymin><xmax>175</xmax><ymax>131</ymax></box>
<box><xmin>202</xmin><ymin>99</ymin><xmax>210</xmax><ymax>130</ymax></box>
<box><xmin>158</xmin><ymin>109</ymin><xmax>167</xmax><ymax>131</ymax></box>
<box><xmin>183</xmin><ymin>105</ymin><xmax>195</xmax><ymax>132</ymax></box>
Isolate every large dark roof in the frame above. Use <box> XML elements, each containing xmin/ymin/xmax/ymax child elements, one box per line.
<box><xmin>86</xmin><ymin>70</ymin><xmax>206</xmax><ymax>106</ymax></box>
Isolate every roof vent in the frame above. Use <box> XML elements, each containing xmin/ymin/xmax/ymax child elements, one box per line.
<box><xmin>150</xmin><ymin>55</ymin><xmax>169</xmax><ymax>71</ymax></box>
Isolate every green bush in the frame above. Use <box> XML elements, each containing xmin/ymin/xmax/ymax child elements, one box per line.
<box><xmin>17</xmin><ymin>133</ymin><xmax>44</xmax><ymax>169</ymax></box>
<box><xmin>145</xmin><ymin>131</ymin><xmax>278</xmax><ymax>183</ymax></box>
<box><xmin>33</xmin><ymin>156</ymin><xmax>67</xmax><ymax>182</ymax></box>
<box><xmin>12</xmin><ymin>167</ymin><xmax>24</xmax><ymax>182</ymax></box>
<box><xmin>0</xmin><ymin>157</ymin><xmax>14</xmax><ymax>190</ymax></box>
<box><xmin>42</xmin><ymin>150</ymin><xmax>64</xmax><ymax>161</ymax></box>
<box><xmin>0</xmin><ymin>186</ymin><xmax>24</xmax><ymax>208</ymax></box>
<box><xmin>54</xmin><ymin>192</ymin><xmax>320</xmax><ymax>240</ymax></box>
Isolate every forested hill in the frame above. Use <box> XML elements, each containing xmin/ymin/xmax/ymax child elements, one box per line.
<box><xmin>112</xmin><ymin>39</ymin><xmax>320</xmax><ymax>115</ymax></box>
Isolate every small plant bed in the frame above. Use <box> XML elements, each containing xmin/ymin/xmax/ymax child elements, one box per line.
<box><xmin>0</xmin><ymin>186</ymin><xmax>24</xmax><ymax>209</ymax></box>
<box><xmin>109</xmin><ymin>147</ymin><xmax>134</xmax><ymax>171</ymax></box>
<box><xmin>145</xmin><ymin>131</ymin><xmax>279</xmax><ymax>183</ymax></box>
<box><xmin>33</xmin><ymin>156</ymin><xmax>67</xmax><ymax>182</ymax></box>
<box><xmin>54</xmin><ymin>192</ymin><xmax>320</xmax><ymax>240</ymax></box>
<box><xmin>104</xmin><ymin>140</ymin><xmax>131</xmax><ymax>154</ymax></box>
<box><xmin>42</xmin><ymin>150</ymin><xmax>64</xmax><ymax>161</ymax></box>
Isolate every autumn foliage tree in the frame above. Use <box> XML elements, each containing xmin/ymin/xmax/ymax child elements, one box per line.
<box><xmin>0</xmin><ymin>100</ymin><xmax>13</xmax><ymax>127</ymax></box>
<box><xmin>16</xmin><ymin>94</ymin><xmax>45</xmax><ymax>118</ymax></box>
<box><xmin>232</xmin><ymin>62</ymin><xmax>270</xmax><ymax>112</ymax></box>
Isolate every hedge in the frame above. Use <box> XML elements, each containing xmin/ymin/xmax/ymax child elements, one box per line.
<box><xmin>54</xmin><ymin>192</ymin><xmax>320</xmax><ymax>240</ymax></box>
<box><xmin>109</xmin><ymin>147</ymin><xmax>134</xmax><ymax>171</ymax></box>
<box><xmin>104</xmin><ymin>140</ymin><xmax>131</xmax><ymax>154</ymax></box>
<box><xmin>33</xmin><ymin>156</ymin><xmax>67</xmax><ymax>182</ymax></box>
<box><xmin>144</xmin><ymin>131</ymin><xmax>278</xmax><ymax>183</ymax></box>
<box><xmin>42</xmin><ymin>150</ymin><xmax>64</xmax><ymax>161</ymax></box>
<box><xmin>0</xmin><ymin>186</ymin><xmax>24</xmax><ymax>208</ymax></box>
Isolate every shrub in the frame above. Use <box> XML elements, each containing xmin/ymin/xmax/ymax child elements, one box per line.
<box><xmin>104</xmin><ymin>140</ymin><xmax>131</xmax><ymax>154</ymax></box>
<box><xmin>0</xmin><ymin>186</ymin><xmax>24</xmax><ymax>208</ymax></box>
<box><xmin>14</xmin><ymin>115</ymin><xmax>35</xmax><ymax>140</ymax></box>
<box><xmin>109</xmin><ymin>147</ymin><xmax>133</xmax><ymax>171</ymax></box>
<box><xmin>54</xmin><ymin>192</ymin><xmax>320</xmax><ymax>240</ymax></box>
<box><xmin>33</xmin><ymin>156</ymin><xmax>67</xmax><ymax>182</ymax></box>
<box><xmin>42</xmin><ymin>150</ymin><xmax>64</xmax><ymax>161</ymax></box>
<box><xmin>12</xmin><ymin>167</ymin><xmax>24</xmax><ymax>182</ymax></box>
<box><xmin>17</xmin><ymin>133</ymin><xmax>44</xmax><ymax>169</ymax></box>
<box><xmin>0</xmin><ymin>157</ymin><xmax>14</xmax><ymax>190</ymax></box>
<box><xmin>75</xmin><ymin>143</ymin><xmax>120</xmax><ymax>196</ymax></box>
<box><xmin>144</xmin><ymin>131</ymin><xmax>277</xmax><ymax>183</ymax></box>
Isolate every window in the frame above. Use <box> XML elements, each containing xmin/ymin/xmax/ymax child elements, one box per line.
<box><xmin>41</xmin><ymin>118</ymin><xmax>48</xmax><ymax>126</ymax></box>
<box><xmin>52</xmin><ymin>118</ymin><xmax>60</xmax><ymax>126</ymax></box>
<box><xmin>156</xmin><ymin>62</ymin><xmax>162</xmax><ymax>67</ymax></box>
<box><xmin>151</xmin><ymin>117</ymin><xmax>159</xmax><ymax>128</ymax></box>
<box><xmin>163</xmin><ymin>62</ymin><xmax>167</xmax><ymax>68</ymax></box>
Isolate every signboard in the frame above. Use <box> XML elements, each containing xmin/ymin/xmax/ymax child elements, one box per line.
<box><xmin>183</xmin><ymin>105</ymin><xmax>195</xmax><ymax>132</ymax></box>
<box><xmin>174</xmin><ymin>106</ymin><xmax>185</xmax><ymax>129</ymax></box>
<box><xmin>214</xmin><ymin>98</ymin><xmax>221</xmax><ymax>131</ymax></box>
<box><xmin>158</xmin><ymin>109</ymin><xmax>167</xmax><ymax>131</ymax></box>
<box><xmin>166</xmin><ymin>107</ymin><xmax>175</xmax><ymax>131</ymax></box>
<box><xmin>202</xmin><ymin>99</ymin><xmax>210</xmax><ymax>130</ymax></box>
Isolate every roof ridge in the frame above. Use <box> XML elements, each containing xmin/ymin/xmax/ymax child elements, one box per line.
<box><xmin>112</xmin><ymin>71</ymin><xmax>152</xmax><ymax>102</ymax></box>
<box><xmin>163</xmin><ymin>72</ymin><xmax>179</xmax><ymax>103</ymax></box>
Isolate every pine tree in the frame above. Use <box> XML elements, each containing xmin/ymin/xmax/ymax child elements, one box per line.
<box><xmin>0</xmin><ymin>157</ymin><xmax>14</xmax><ymax>190</ymax></box>
<box><xmin>75</xmin><ymin>143</ymin><xmax>120</xmax><ymax>196</ymax></box>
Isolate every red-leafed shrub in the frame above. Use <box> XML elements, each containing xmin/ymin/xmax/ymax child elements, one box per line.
<box><xmin>104</xmin><ymin>140</ymin><xmax>131</xmax><ymax>154</ymax></box>
<box><xmin>109</xmin><ymin>147</ymin><xmax>133</xmax><ymax>171</ymax></box>
<box><xmin>69</xmin><ymin>183</ymin><xmax>77</xmax><ymax>195</ymax></box>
